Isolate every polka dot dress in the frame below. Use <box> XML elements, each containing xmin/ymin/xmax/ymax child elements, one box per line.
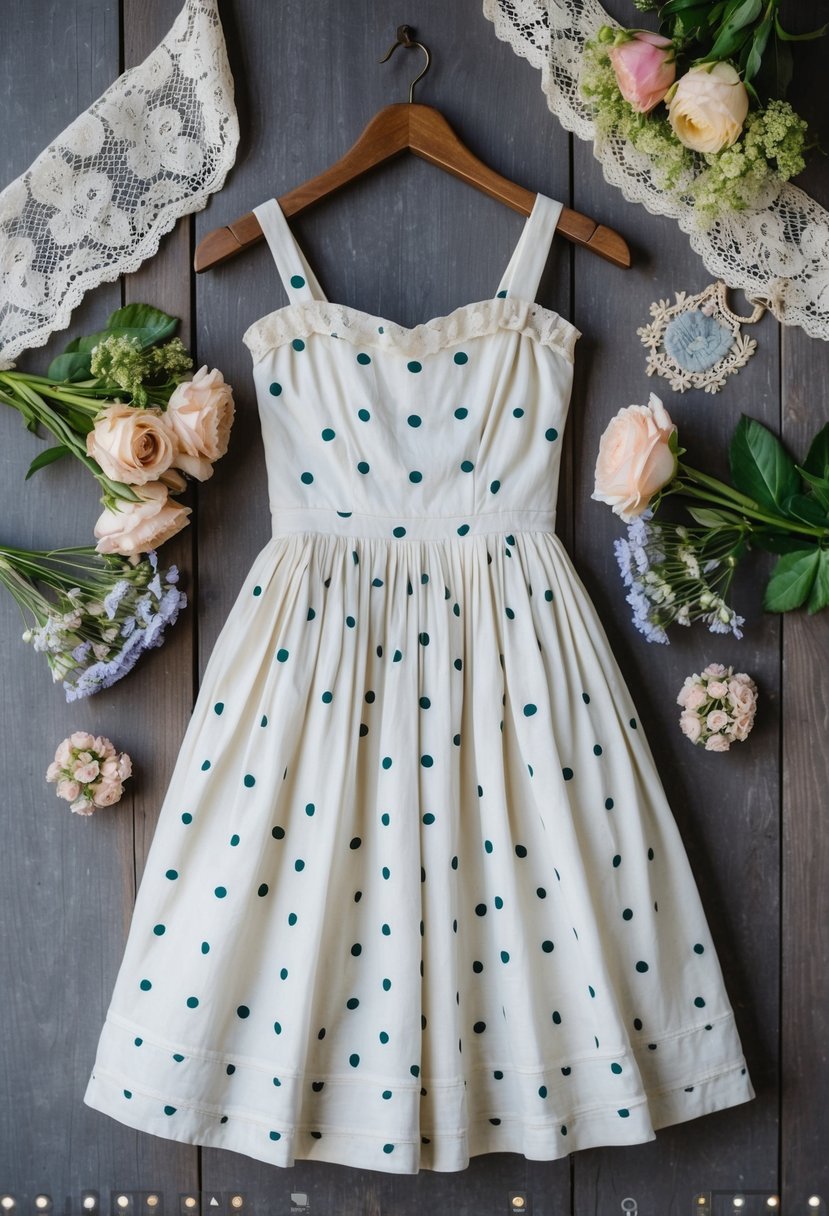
<box><xmin>83</xmin><ymin>194</ymin><xmax>755</xmax><ymax>1172</ymax></box>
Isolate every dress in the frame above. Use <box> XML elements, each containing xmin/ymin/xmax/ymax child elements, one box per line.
<box><xmin>83</xmin><ymin>193</ymin><xmax>755</xmax><ymax>1173</ymax></box>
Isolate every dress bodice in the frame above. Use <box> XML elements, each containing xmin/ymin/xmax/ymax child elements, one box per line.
<box><xmin>242</xmin><ymin>193</ymin><xmax>581</xmax><ymax>542</ymax></box>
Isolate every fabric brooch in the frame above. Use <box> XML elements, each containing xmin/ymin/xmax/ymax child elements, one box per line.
<box><xmin>637</xmin><ymin>281</ymin><xmax>765</xmax><ymax>394</ymax></box>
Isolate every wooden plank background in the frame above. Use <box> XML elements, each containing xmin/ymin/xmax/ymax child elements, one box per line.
<box><xmin>1</xmin><ymin>0</ymin><xmax>827</xmax><ymax>1211</ymax></box>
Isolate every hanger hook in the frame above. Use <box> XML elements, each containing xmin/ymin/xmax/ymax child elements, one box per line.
<box><xmin>379</xmin><ymin>24</ymin><xmax>431</xmax><ymax>104</ymax></box>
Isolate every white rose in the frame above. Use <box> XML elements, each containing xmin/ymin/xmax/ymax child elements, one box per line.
<box><xmin>667</xmin><ymin>62</ymin><xmax>749</xmax><ymax>154</ymax></box>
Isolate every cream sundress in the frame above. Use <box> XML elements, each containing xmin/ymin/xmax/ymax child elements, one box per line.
<box><xmin>83</xmin><ymin>193</ymin><xmax>755</xmax><ymax>1173</ymax></box>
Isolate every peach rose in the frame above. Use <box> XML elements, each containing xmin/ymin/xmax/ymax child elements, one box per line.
<box><xmin>92</xmin><ymin>780</ymin><xmax>124</xmax><ymax>807</ymax></box>
<box><xmin>73</xmin><ymin>759</ymin><xmax>100</xmax><ymax>783</ymax></box>
<box><xmin>163</xmin><ymin>365</ymin><xmax>235</xmax><ymax>482</ymax></box>
<box><xmin>56</xmin><ymin>779</ymin><xmax>81</xmax><ymax>801</ymax></box>
<box><xmin>732</xmin><ymin>712</ymin><xmax>754</xmax><ymax>742</ymax></box>
<box><xmin>705</xmin><ymin>733</ymin><xmax>731</xmax><ymax>752</ymax></box>
<box><xmin>706</xmin><ymin>709</ymin><xmax>730</xmax><ymax>733</ymax></box>
<box><xmin>70</xmin><ymin>795</ymin><xmax>94</xmax><ymax>816</ymax></box>
<box><xmin>609</xmin><ymin>31</ymin><xmax>676</xmax><ymax>114</ymax></box>
<box><xmin>707</xmin><ymin>680</ymin><xmax>729</xmax><ymax>698</ymax></box>
<box><xmin>87</xmin><ymin>402</ymin><xmax>177</xmax><ymax>486</ymax></box>
<box><xmin>70</xmin><ymin>731</ymin><xmax>95</xmax><ymax>751</ymax></box>
<box><xmin>685</xmin><ymin>685</ymin><xmax>707</xmax><ymax>711</ymax></box>
<box><xmin>592</xmin><ymin>393</ymin><xmax>678</xmax><ymax>520</ymax></box>
<box><xmin>94</xmin><ymin>481</ymin><xmax>192</xmax><ymax>557</ymax></box>
<box><xmin>679</xmin><ymin>710</ymin><xmax>702</xmax><ymax>743</ymax></box>
<box><xmin>667</xmin><ymin>62</ymin><xmax>749</xmax><ymax>154</ymax></box>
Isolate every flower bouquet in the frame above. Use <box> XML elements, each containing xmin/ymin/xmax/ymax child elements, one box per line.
<box><xmin>580</xmin><ymin>0</ymin><xmax>825</xmax><ymax>226</ymax></box>
<box><xmin>0</xmin><ymin>303</ymin><xmax>235</xmax><ymax>556</ymax></box>
<box><xmin>46</xmin><ymin>732</ymin><xmax>133</xmax><ymax>814</ymax></box>
<box><xmin>676</xmin><ymin>663</ymin><xmax>758</xmax><ymax>750</ymax></box>
<box><xmin>593</xmin><ymin>393</ymin><xmax>829</xmax><ymax>641</ymax></box>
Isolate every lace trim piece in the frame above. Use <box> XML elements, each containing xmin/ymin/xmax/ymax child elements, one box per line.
<box><xmin>243</xmin><ymin>297</ymin><xmax>581</xmax><ymax>365</ymax></box>
<box><xmin>0</xmin><ymin>0</ymin><xmax>238</xmax><ymax>369</ymax></box>
<box><xmin>482</xmin><ymin>0</ymin><xmax>829</xmax><ymax>343</ymax></box>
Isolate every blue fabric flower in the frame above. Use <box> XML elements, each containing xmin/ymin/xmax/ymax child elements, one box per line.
<box><xmin>664</xmin><ymin>309</ymin><xmax>734</xmax><ymax>372</ymax></box>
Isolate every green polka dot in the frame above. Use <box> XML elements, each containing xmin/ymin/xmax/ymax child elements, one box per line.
<box><xmin>181</xmin><ymin>812</ymin><xmax>192</xmax><ymax>824</ymax></box>
<box><xmin>612</xmin><ymin>854</ymin><xmax>621</xmax><ymax>867</ymax></box>
<box><xmin>321</xmin><ymin>427</ymin><xmax>336</xmax><ymax>441</ymax></box>
<box><xmin>252</xmin><ymin>586</ymin><xmax>262</xmax><ymax>597</ymax></box>
<box><xmin>258</xmin><ymin>883</ymin><xmax>269</xmax><ymax>897</ymax></box>
<box><xmin>454</xmin><ymin>407</ymin><xmax>468</xmax><ymax>419</ymax></box>
<box><xmin>280</xmin><ymin>967</ymin><xmax>288</xmax><ymax>979</ymax></box>
<box><xmin>457</xmin><ymin>524</ymin><xmax>470</xmax><ymax>536</ymax></box>
<box><xmin>421</xmin><ymin>754</ymin><xmax>433</xmax><ymax>767</ymax></box>
<box><xmin>475</xmin><ymin>903</ymin><xmax>487</xmax><ymax>916</ymax></box>
<box><xmin>622</xmin><ymin>908</ymin><xmax>633</xmax><ymax>920</ymax></box>
<box><xmin>356</xmin><ymin>352</ymin><xmax>371</xmax><ymax>365</ymax></box>
<box><xmin>490</xmin><ymin>480</ymin><xmax>501</xmax><ymax>493</ymax></box>
<box><xmin>273</xmin><ymin>1021</ymin><xmax>282</xmax><ymax>1034</ymax></box>
<box><xmin>244</xmin><ymin>774</ymin><xmax>256</xmax><ymax>788</ymax></box>
<box><xmin>295</xmin><ymin>859</ymin><xmax>305</xmax><ymax>871</ymax></box>
<box><xmin>382</xmin><ymin>977</ymin><xmax>391</xmax><ymax>990</ymax></box>
<box><xmin>186</xmin><ymin>996</ymin><xmax>199</xmax><ymax>1008</ymax></box>
<box><xmin>201</xmin><ymin>942</ymin><xmax>210</xmax><ymax>954</ymax></box>
<box><xmin>321</xmin><ymin>690</ymin><xmax>333</xmax><ymax>703</ymax></box>
<box><xmin>230</xmin><ymin>832</ymin><xmax>240</xmax><ymax>845</ymax></box>
<box><xmin>381</xmin><ymin>922</ymin><xmax>391</xmax><ymax>935</ymax></box>
<box><xmin>213</xmin><ymin>701</ymin><xmax>224</xmax><ymax>715</ymax></box>
<box><xmin>358</xmin><ymin>407</ymin><xmax>371</xmax><ymax>421</ymax></box>
<box><xmin>694</xmin><ymin>996</ymin><xmax>706</xmax><ymax>1007</ymax></box>
<box><xmin>165</xmin><ymin>868</ymin><xmax>178</xmax><ymax>880</ymax></box>
<box><xmin>407</xmin><ymin>414</ymin><xmax>421</xmax><ymax>428</ymax></box>
<box><xmin>290</xmin><ymin>274</ymin><xmax>305</xmax><ymax>288</ymax></box>
<box><xmin>300</xmin><ymin>471</ymin><xmax>314</xmax><ymax>485</ymax></box>
<box><xmin>545</xmin><ymin>427</ymin><xmax>558</xmax><ymax>441</ymax></box>
<box><xmin>288</xmin><ymin>912</ymin><xmax>297</xmax><ymax>925</ymax></box>
<box><xmin>407</xmin><ymin>360</ymin><xmax>422</xmax><ymax>373</ymax></box>
<box><xmin>611</xmin><ymin>1062</ymin><xmax>623</xmax><ymax>1074</ymax></box>
<box><xmin>605</xmin><ymin>798</ymin><xmax>614</xmax><ymax>810</ymax></box>
<box><xmin>164</xmin><ymin>1105</ymin><xmax>177</xmax><ymax>1115</ymax></box>
<box><xmin>422</xmin><ymin>812</ymin><xmax>435</xmax><ymax>825</ymax></box>
<box><xmin>269</xmin><ymin>1129</ymin><xmax>282</xmax><ymax>1141</ymax></box>
<box><xmin>562</xmin><ymin>767</ymin><xmax>574</xmax><ymax>781</ymax></box>
<box><xmin>153</xmin><ymin>924</ymin><xmax>165</xmax><ymax>936</ymax></box>
<box><xmin>538</xmin><ymin>1085</ymin><xmax>548</xmax><ymax>1098</ymax></box>
<box><xmin>454</xmin><ymin>351</ymin><xmax>468</xmax><ymax>365</ymax></box>
<box><xmin>201</xmin><ymin>760</ymin><xmax>211</xmax><ymax>771</ymax></box>
<box><xmin>277</xmin><ymin>647</ymin><xmax>290</xmax><ymax>662</ymax></box>
<box><xmin>694</xmin><ymin>943</ymin><xmax>705</xmax><ymax>954</ymax></box>
<box><xmin>541</xmin><ymin>940</ymin><xmax>554</xmax><ymax>953</ymax></box>
<box><xmin>630</xmin><ymin>717</ymin><xmax>638</xmax><ymax>729</ymax></box>
<box><xmin>635</xmin><ymin>961</ymin><xmax>649</xmax><ymax>973</ymax></box>
<box><xmin>124</xmin><ymin>1089</ymin><xmax>133</xmax><ymax>1098</ymax></box>
<box><xmin>617</xmin><ymin>1108</ymin><xmax>630</xmax><ymax>1119</ymax></box>
<box><xmin>594</xmin><ymin>744</ymin><xmax>603</xmax><ymax>756</ymax></box>
<box><xmin>523</xmin><ymin>703</ymin><xmax>537</xmax><ymax>717</ymax></box>
<box><xmin>410</xmin><ymin>1064</ymin><xmax>420</xmax><ymax>1077</ymax></box>
<box><xmin>496</xmin><ymin>289</ymin><xmax>507</xmax><ymax>298</ymax></box>
<box><xmin>419</xmin><ymin>696</ymin><xmax>431</xmax><ymax>709</ymax></box>
<box><xmin>552</xmin><ymin>1011</ymin><xmax>562</xmax><ymax>1024</ymax></box>
<box><xmin>269</xmin><ymin>382</ymin><xmax>282</xmax><ymax>397</ymax></box>
<box><xmin>392</xmin><ymin>526</ymin><xmax>406</xmax><ymax>538</ymax></box>
<box><xmin>381</xmin><ymin>812</ymin><xmax>390</xmax><ymax>826</ymax></box>
<box><xmin>215</xmin><ymin>886</ymin><xmax>227</xmax><ymax>898</ymax></box>
<box><xmin>139</xmin><ymin>978</ymin><xmax>152</xmax><ymax>991</ymax></box>
<box><xmin>351</xmin><ymin>942</ymin><xmax>362</xmax><ymax>955</ymax></box>
<box><xmin>292</xmin><ymin>338</ymin><xmax>305</xmax><ymax>352</ymax></box>
<box><xmin>379</xmin><ymin>1030</ymin><xmax>390</xmax><ymax>1044</ymax></box>
<box><xmin>237</xmin><ymin>1005</ymin><xmax>250</xmax><ymax>1018</ymax></box>
<box><xmin>272</xmin><ymin>825</ymin><xmax>285</xmax><ymax>839</ymax></box>
<box><xmin>382</xmin><ymin>756</ymin><xmax>393</xmax><ymax>769</ymax></box>
<box><xmin>383</xmin><ymin>1144</ymin><xmax>394</xmax><ymax>1154</ymax></box>
<box><xmin>349</xmin><ymin>1053</ymin><xmax>360</xmax><ymax>1067</ymax></box>
<box><xmin>648</xmin><ymin>847</ymin><xmax>655</xmax><ymax>860</ymax></box>
<box><xmin>500</xmin><ymin>950</ymin><xmax>510</xmax><ymax>963</ymax></box>
<box><xmin>537</xmin><ymin>886</ymin><xmax>546</xmax><ymax>898</ymax></box>
<box><xmin>357</xmin><ymin>460</ymin><xmax>370</xmax><ymax>474</ymax></box>
<box><xmin>409</xmin><ymin>470</ymin><xmax>422</xmax><ymax>483</ymax></box>
<box><xmin>460</xmin><ymin>459</ymin><xmax>474</xmax><ymax>473</ymax></box>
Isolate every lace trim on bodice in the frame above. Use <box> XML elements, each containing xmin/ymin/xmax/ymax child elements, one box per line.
<box><xmin>242</xmin><ymin>297</ymin><xmax>581</xmax><ymax>366</ymax></box>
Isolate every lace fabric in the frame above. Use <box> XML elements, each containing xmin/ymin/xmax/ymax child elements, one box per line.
<box><xmin>242</xmin><ymin>297</ymin><xmax>582</xmax><ymax>366</ymax></box>
<box><xmin>0</xmin><ymin>0</ymin><xmax>238</xmax><ymax>369</ymax></box>
<box><xmin>483</xmin><ymin>0</ymin><xmax>829</xmax><ymax>342</ymax></box>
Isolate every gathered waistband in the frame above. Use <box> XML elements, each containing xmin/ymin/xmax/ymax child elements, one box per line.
<box><xmin>270</xmin><ymin>505</ymin><xmax>557</xmax><ymax>540</ymax></box>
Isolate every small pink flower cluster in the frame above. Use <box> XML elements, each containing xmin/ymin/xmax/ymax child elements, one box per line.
<box><xmin>46</xmin><ymin>731</ymin><xmax>132</xmax><ymax>815</ymax></box>
<box><xmin>677</xmin><ymin>664</ymin><xmax>757</xmax><ymax>752</ymax></box>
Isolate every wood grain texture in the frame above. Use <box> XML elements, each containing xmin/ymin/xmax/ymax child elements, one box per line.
<box><xmin>1</xmin><ymin>0</ymin><xmax>827</xmax><ymax>1209</ymax></box>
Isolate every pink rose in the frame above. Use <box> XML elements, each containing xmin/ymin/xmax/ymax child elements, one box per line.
<box><xmin>94</xmin><ymin>481</ymin><xmax>192</xmax><ymax>557</ymax></box>
<box><xmin>707</xmin><ymin>680</ymin><xmax>729</xmax><ymax>698</ymax></box>
<box><xmin>73</xmin><ymin>760</ymin><xmax>100</xmax><ymax>783</ymax></box>
<box><xmin>46</xmin><ymin>760</ymin><xmax>63</xmax><ymax>782</ymax></box>
<box><xmin>87</xmin><ymin>402</ymin><xmax>177</xmax><ymax>486</ymax></box>
<box><xmin>685</xmin><ymin>685</ymin><xmax>707</xmax><ymax>711</ymax></box>
<box><xmin>732</xmin><ymin>712</ymin><xmax>754</xmax><ymax>742</ymax></box>
<box><xmin>70</xmin><ymin>795</ymin><xmax>94</xmax><ymax>815</ymax></box>
<box><xmin>705</xmin><ymin>733</ymin><xmax>731</xmax><ymax>752</ymax></box>
<box><xmin>118</xmin><ymin>753</ymin><xmax>133</xmax><ymax>780</ymax></box>
<box><xmin>680</xmin><ymin>710</ymin><xmax>702</xmax><ymax>743</ymax></box>
<box><xmin>70</xmin><ymin>731</ymin><xmax>95</xmax><ymax>750</ymax></box>
<box><xmin>609</xmin><ymin>30</ymin><xmax>676</xmax><ymax>114</ymax></box>
<box><xmin>57</xmin><ymin>779</ymin><xmax>81</xmax><ymax>801</ymax></box>
<box><xmin>706</xmin><ymin>709</ymin><xmax>730</xmax><ymax>733</ymax></box>
<box><xmin>703</xmin><ymin>663</ymin><xmax>727</xmax><ymax>677</ymax></box>
<box><xmin>163</xmin><ymin>365</ymin><xmax>235</xmax><ymax>482</ymax></box>
<box><xmin>55</xmin><ymin>738</ymin><xmax>73</xmax><ymax>766</ymax></box>
<box><xmin>94</xmin><ymin>736</ymin><xmax>116</xmax><ymax>758</ymax></box>
<box><xmin>92</xmin><ymin>780</ymin><xmax>124</xmax><ymax>807</ymax></box>
<box><xmin>592</xmin><ymin>393</ymin><xmax>677</xmax><ymax>521</ymax></box>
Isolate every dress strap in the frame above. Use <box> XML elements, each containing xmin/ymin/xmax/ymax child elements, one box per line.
<box><xmin>495</xmin><ymin>194</ymin><xmax>564</xmax><ymax>303</ymax></box>
<box><xmin>252</xmin><ymin>197</ymin><xmax>328</xmax><ymax>304</ymax></box>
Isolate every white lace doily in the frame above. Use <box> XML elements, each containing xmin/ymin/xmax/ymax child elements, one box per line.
<box><xmin>483</xmin><ymin>0</ymin><xmax>829</xmax><ymax>342</ymax></box>
<box><xmin>0</xmin><ymin>0</ymin><xmax>238</xmax><ymax>370</ymax></box>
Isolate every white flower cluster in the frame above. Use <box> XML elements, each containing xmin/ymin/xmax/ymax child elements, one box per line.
<box><xmin>677</xmin><ymin>664</ymin><xmax>758</xmax><ymax>752</ymax></box>
<box><xmin>46</xmin><ymin>731</ymin><xmax>132</xmax><ymax>815</ymax></box>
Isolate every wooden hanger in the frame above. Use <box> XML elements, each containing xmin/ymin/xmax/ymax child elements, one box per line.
<box><xmin>194</xmin><ymin>25</ymin><xmax>631</xmax><ymax>274</ymax></box>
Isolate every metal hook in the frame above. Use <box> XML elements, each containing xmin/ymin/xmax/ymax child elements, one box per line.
<box><xmin>379</xmin><ymin>24</ymin><xmax>431</xmax><ymax>103</ymax></box>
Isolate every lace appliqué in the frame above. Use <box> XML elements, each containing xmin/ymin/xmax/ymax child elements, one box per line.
<box><xmin>482</xmin><ymin>0</ymin><xmax>829</xmax><ymax>343</ymax></box>
<box><xmin>638</xmin><ymin>282</ymin><xmax>764</xmax><ymax>394</ymax></box>
<box><xmin>243</xmin><ymin>297</ymin><xmax>581</xmax><ymax>365</ymax></box>
<box><xmin>0</xmin><ymin>0</ymin><xmax>238</xmax><ymax>370</ymax></box>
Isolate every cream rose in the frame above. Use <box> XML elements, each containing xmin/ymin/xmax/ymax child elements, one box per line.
<box><xmin>163</xmin><ymin>365</ymin><xmax>235</xmax><ymax>482</ymax></box>
<box><xmin>592</xmin><ymin>393</ymin><xmax>677</xmax><ymax>521</ymax></box>
<box><xmin>87</xmin><ymin>402</ymin><xmax>177</xmax><ymax>485</ymax></box>
<box><xmin>679</xmin><ymin>710</ymin><xmax>702</xmax><ymax>743</ymax></box>
<box><xmin>667</xmin><ymin>62</ymin><xmax>749</xmax><ymax>154</ymax></box>
<box><xmin>92</xmin><ymin>780</ymin><xmax>124</xmax><ymax>807</ymax></box>
<box><xmin>705</xmin><ymin>733</ymin><xmax>731</xmax><ymax>752</ymax></box>
<box><xmin>706</xmin><ymin>709</ymin><xmax>730</xmax><ymax>733</ymax></box>
<box><xmin>94</xmin><ymin>481</ymin><xmax>192</xmax><ymax>558</ymax></box>
<box><xmin>707</xmin><ymin>680</ymin><xmax>729</xmax><ymax>698</ymax></box>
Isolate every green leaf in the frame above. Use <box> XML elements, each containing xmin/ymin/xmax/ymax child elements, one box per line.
<box><xmin>102</xmin><ymin>303</ymin><xmax>179</xmax><ymax>346</ymax></box>
<box><xmin>729</xmin><ymin>414</ymin><xmax>801</xmax><ymax>513</ymax></box>
<box><xmin>797</xmin><ymin>466</ymin><xmax>829</xmax><ymax>513</ymax></box>
<box><xmin>808</xmin><ymin>550</ymin><xmax>829</xmax><ymax>613</ymax></box>
<box><xmin>774</xmin><ymin>13</ymin><xmax>829</xmax><ymax>42</ymax></box>
<box><xmin>803</xmin><ymin>422</ymin><xmax>829</xmax><ymax>480</ymax></box>
<box><xmin>782</xmin><ymin>493</ymin><xmax>829</xmax><ymax>528</ymax></box>
<box><xmin>744</xmin><ymin>14</ymin><xmax>773</xmax><ymax>80</ymax></box>
<box><xmin>750</xmin><ymin>529</ymin><xmax>811</xmax><ymax>555</ymax></box>
<box><xmin>674</xmin><ymin>6</ymin><xmax>717</xmax><ymax>35</ymax></box>
<box><xmin>686</xmin><ymin>505</ymin><xmax>745</xmax><ymax>527</ymax></box>
<box><xmin>661</xmin><ymin>0</ymin><xmax>712</xmax><ymax>14</ymax></box>
<box><xmin>763</xmin><ymin>547</ymin><xmax>820</xmax><ymax>612</ymax></box>
<box><xmin>24</xmin><ymin>444</ymin><xmax>70</xmax><ymax>479</ymax></box>
<box><xmin>709</xmin><ymin>0</ymin><xmax>762</xmax><ymax>59</ymax></box>
<box><xmin>756</xmin><ymin>30</ymin><xmax>793</xmax><ymax>97</ymax></box>
<box><xmin>46</xmin><ymin>351</ymin><xmax>95</xmax><ymax>382</ymax></box>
